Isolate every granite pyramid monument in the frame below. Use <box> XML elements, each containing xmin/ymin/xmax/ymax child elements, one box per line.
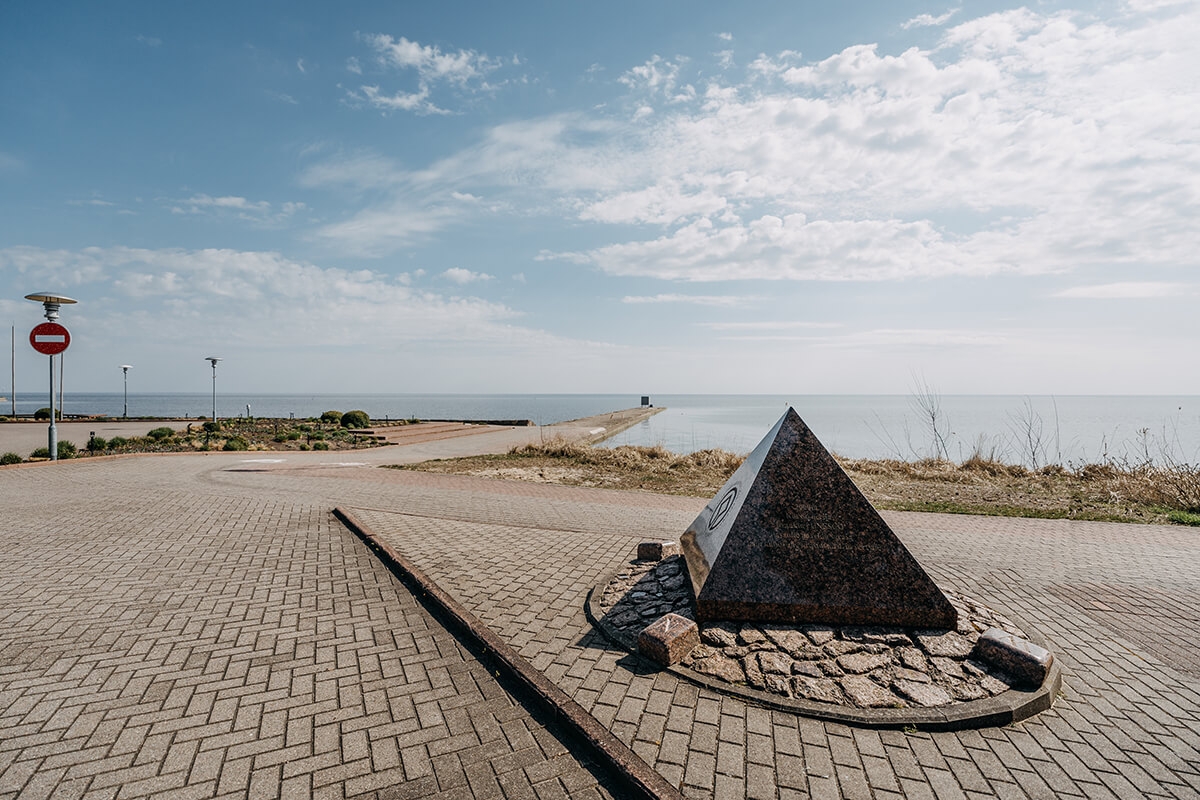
<box><xmin>680</xmin><ymin>408</ymin><xmax>958</xmax><ymax>629</ymax></box>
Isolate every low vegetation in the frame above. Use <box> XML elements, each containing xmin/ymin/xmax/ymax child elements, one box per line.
<box><xmin>398</xmin><ymin>439</ymin><xmax>1200</xmax><ymax>526</ymax></box>
<box><xmin>7</xmin><ymin>416</ymin><xmax>399</xmax><ymax>462</ymax></box>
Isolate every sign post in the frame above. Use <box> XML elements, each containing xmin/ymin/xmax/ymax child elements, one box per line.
<box><xmin>24</xmin><ymin>294</ymin><xmax>77</xmax><ymax>461</ymax></box>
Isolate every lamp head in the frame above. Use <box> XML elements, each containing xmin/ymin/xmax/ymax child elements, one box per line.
<box><xmin>25</xmin><ymin>292</ymin><xmax>78</xmax><ymax>321</ymax></box>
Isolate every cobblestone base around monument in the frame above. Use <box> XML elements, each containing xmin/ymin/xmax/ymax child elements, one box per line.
<box><xmin>587</xmin><ymin>555</ymin><xmax>1061</xmax><ymax>730</ymax></box>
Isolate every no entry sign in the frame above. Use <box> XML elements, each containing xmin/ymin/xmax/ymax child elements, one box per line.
<box><xmin>30</xmin><ymin>322</ymin><xmax>71</xmax><ymax>355</ymax></box>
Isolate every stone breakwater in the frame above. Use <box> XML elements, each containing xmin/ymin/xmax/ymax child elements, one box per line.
<box><xmin>597</xmin><ymin>555</ymin><xmax>1029</xmax><ymax>710</ymax></box>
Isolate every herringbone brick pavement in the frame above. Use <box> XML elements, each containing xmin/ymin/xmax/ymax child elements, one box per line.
<box><xmin>5</xmin><ymin>451</ymin><xmax>1200</xmax><ymax>799</ymax></box>
<box><xmin>336</xmin><ymin>471</ymin><xmax>1200</xmax><ymax>800</ymax></box>
<box><xmin>0</xmin><ymin>459</ymin><xmax>620</xmax><ymax>800</ymax></box>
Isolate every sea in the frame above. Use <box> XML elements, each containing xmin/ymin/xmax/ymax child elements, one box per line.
<box><xmin>4</xmin><ymin>392</ymin><xmax>1198</xmax><ymax>466</ymax></box>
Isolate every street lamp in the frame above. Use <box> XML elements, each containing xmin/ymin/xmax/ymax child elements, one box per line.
<box><xmin>121</xmin><ymin>365</ymin><xmax>132</xmax><ymax>418</ymax></box>
<box><xmin>205</xmin><ymin>356</ymin><xmax>222</xmax><ymax>422</ymax></box>
<box><xmin>25</xmin><ymin>292</ymin><xmax>77</xmax><ymax>461</ymax></box>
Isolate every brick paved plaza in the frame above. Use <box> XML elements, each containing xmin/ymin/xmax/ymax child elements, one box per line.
<box><xmin>2</xmin><ymin>440</ymin><xmax>1200</xmax><ymax>798</ymax></box>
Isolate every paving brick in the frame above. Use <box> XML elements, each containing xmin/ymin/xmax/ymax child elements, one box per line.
<box><xmin>8</xmin><ymin>444</ymin><xmax>1200</xmax><ymax>799</ymax></box>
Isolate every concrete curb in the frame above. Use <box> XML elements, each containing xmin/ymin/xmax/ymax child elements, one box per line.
<box><xmin>333</xmin><ymin>506</ymin><xmax>685</xmax><ymax>800</ymax></box>
<box><xmin>587</xmin><ymin>569</ymin><xmax>1061</xmax><ymax>732</ymax></box>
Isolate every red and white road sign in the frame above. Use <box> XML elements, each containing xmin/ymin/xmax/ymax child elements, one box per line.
<box><xmin>29</xmin><ymin>322</ymin><xmax>71</xmax><ymax>356</ymax></box>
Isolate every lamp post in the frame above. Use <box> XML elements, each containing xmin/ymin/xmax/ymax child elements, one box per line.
<box><xmin>205</xmin><ymin>357</ymin><xmax>222</xmax><ymax>422</ymax></box>
<box><xmin>25</xmin><ymin>292</ymin><xmax>77</xmax><ymax>461</ymax></box>
<box><xmin>121</xmin><ymin>365</ymin><xmax>132</xmax><ymax>418</ymax></box>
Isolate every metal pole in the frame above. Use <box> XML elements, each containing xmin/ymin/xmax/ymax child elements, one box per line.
<box><xmin>49</xmin><ymin>354</ymin><xmax>57</xmax><ymax>460</ymax></box>
<box><xmin>212</xmin><ymin>362</ymin><xmax>217</xmax><ymax>421</ymax></box>
<box><xmin>10</xmin><ymin>324</ymin><xmax>14</xmax><ymax>418</ymax></box>
<box><xmin>124</xmin><ymin>370</ymin><xmax>128</xmax><ymax>417</ymax></box>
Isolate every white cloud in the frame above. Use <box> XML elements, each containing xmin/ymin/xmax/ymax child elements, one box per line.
<box><xmin>0</xmin><ymin>152</ymin><xmax>24</xmax><ymax>171</ymax></box>
<box><xmin>297</xmin><ymin>58</ymin><xmax>306</xmax><ymax>74</ymax></box>
<box><xmin>0</xmin><ymin>246</ymin><xmax>632</xmax><ymax>392</ymax></box>
<box><xmin>135</xmin><ymin>34</ymin><xmax>162</xmax><ymax>47</ymax></box>
<box><xmin>169</xmin><ymin>194</ymin><xmax>307</xmax><ymax>225</ymax></box>
<box><xmin>902</xmin><ymin>10</ymin><xmax>959</xmax><ymax>29</ymax></box>
<box><xmin>621</xmin><ymin>294</ymin><xmax>747</xmax><ymax>307</ymax></box>
<box><xmin>619</xmin><ymin>55</ymin><xmax>695</xmax><ymax>103</ymax></box>
<box><xmin>0</xmin><ymin>245</ymin><xmax>515</xmax><ymax>345</ymax></box>
<box><xmin>545</xmin><ymin>4</ymin><xmax>1200</xmax><ymax>282</ymax></box>
<box><xmin>313</xmin><ymin>3</ymin><xmax>1200</xmax><ymax>284</ymax></box>
<box><xmin>703</xmin><ymin>321</ymin><xmax>841</xmax><ymax>330</ymax></box>
<box><xmin>1054</xmin><ymin>281</ymin><xmax>1189</xmax><ymax>298</ymax></box>
<box><xmin>442</xmin><ymin>267</ymin><xmax>493</xmax><ymax>284</ymax></box>
<box><xmin>350</xmin><ymin>34</ymin><xmax>505</xmax><ymax>114</ymax></box>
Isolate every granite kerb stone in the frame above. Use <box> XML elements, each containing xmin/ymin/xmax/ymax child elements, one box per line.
<box><xmin>586</xmin><ymin>566</ymin><xmax>1062</xmax><ymax>732</ymax></box>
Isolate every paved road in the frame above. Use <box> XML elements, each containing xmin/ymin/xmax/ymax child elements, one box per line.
<box><xmin>2</xmin><ymin>443</ymin><xmax>1199</xmax><ymax>799</ymax></box>
<box><xmin>0</xmin><ymin>421</ymin><xmax>192</xmax><ymax>456</ymax></box>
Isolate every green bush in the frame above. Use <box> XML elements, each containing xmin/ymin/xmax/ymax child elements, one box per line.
<box><xmin>286</xmin><ymin>431</ymin><xmax>302</xmax><ymax>441</ymax></box>
<box><xmin>34</xmin><ymin>407</ymin><xmax>55</xmax><ymax>420</ymax></box>
<box><xmin>272</xmin><ymin>434</ymin><xmax>286</xmax><ymax>443</ymax></box>
<box><xmin>1</xmin><ymin>452</ymin><xmax>22</xmax><ymax>465</ymax></box>
<box><xmin>58</xmin><ymin>440</ymin><xmax>76</xmax><ymax>459</ymax></box>
<box><xmin>30</xmin><ymin>447</ymin><xmax>49</xmax><ymax>459</ymax></box>
<box><xmin>341</xmin><ymin>410</ymin><xmax>370</xmax><ymax>429</ymax></box>
<box><xmin>147</xmin><ymin>426</ymin><xmax>175</xmax><ymax>441</ymax></box>
<box><xmin>107</xmin><ymin>436</ymin><xmax>129</xmax><ymax>449</ymax></box>
<box><xmin>299</xmin><ymin>443</ymin><xmax>310</xmax><ymax>451</ymax></box>
<box><xmin>312</xmin><ymin>441</ymin><xmax>330</xmax><ymax>451</ymax></box>
<box><xmin>222</xmin><ymin>437</ymin><xmax>249</xmax><ymax>451</ymax></box>
<box><xmin>310</xmin><ymin>430</ymin><xmax>326</xmax><ymax>440</ymax></box>
<box><xmin>321</xmin><ymin>410</ymin><xmax>342</xmax><ymax>424</ymax></box>
<box><xmin>88</xmin><ymin>435</ymin><xmax>108</xmax><ymax>451</ymax></box>
<box><xmin>202</xmin><ymin>420</ymin><xmax>221</xmax><ymax>433</ymax></box>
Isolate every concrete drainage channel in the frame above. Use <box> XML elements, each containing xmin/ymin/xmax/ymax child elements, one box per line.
<box><xmin>333</xmin><ymin>507</ymin><xmax>685</xmax><ymax>800</ymax></box>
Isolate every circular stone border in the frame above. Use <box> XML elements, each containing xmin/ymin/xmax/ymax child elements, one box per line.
<box><xmin>586</xmin><ymin>568</ymin><xmax>1062</xmax><ymax>731</ymax></box>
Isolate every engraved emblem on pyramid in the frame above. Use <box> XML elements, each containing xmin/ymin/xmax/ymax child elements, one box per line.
<box><xmin>680</xmin><ymin>408</ymin><xmax>958</xmax><ymax>629</ymax></box>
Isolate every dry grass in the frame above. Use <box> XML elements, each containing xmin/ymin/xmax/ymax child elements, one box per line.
<box><xmin>396</xmin><ymin>439</ymin><xmax>1200</xmax><ymax>526</ymax></box>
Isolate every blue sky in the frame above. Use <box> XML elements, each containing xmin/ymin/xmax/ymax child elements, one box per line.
<box><xmin>2</xmin><ymin>1</ymin><xmax>1197</xmax><ymax>395</ymax></box>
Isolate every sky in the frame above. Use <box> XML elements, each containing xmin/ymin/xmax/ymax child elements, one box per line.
<box><xmin>2</xmin><ymin>0</ymin><xmax>1198</xmax><ymax>396</ymax></box>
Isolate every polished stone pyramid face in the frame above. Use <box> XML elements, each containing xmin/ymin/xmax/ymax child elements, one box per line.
<box><xmin>680</xmin><ymin>408</ymin><xmax>958</xmax><ymax>629</ymax></box>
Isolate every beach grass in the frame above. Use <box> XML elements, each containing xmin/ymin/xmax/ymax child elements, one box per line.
<box><xmin>396</xmin><ymin>439</ymin><xmax>1200</xmax><ymax>526</ymax></box>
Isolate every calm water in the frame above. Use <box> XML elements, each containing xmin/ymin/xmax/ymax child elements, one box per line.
<box><xmin>5</xmin><ymin>392</ymin><xmax>1198</xmax><ymax>465</ymax></box>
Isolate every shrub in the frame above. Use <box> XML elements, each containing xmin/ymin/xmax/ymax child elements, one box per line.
<box><xmin>321</xmin><ymin>410</ymin><xmax>342</xmax><ymax>424</ymax></box>
<box><xmin>34</xmin><ymin>407</ymin><xmax>52</xmax><ymax>420</ymax></box>
<box><xmin>30</xmin><ymin>447</ymin><xmax>49</xmax><ymax>459</ymax></box>
<box><xmin>341</xmin><ymin>410</ymin><xmax>370</xmax><ymax>429</ymax></box>
<box><xmin>202</xmin><ymin>420</ymin><xmax>221</xmax><ymax>433</ymax></box>
<box><xmin>147</xmin><ymin>426</ymin><xmax>175</xmax><ymax>441</ymax></box>
<box><xmin>88</xmin><ymin>435</ymin><xmax>108</xmax><ymax>451</ymax></box>
<box><xmin>286</xmin><ymin>431</ymin><xmax>302</xmax><ymax>441</ymax></box>
<box><xmin>299</xmin><ymin>444</ymin><xmax>310</xmax><ymax>451</ymax></box>
<box><xmin>312</xmin><ymin>441</ymin><xmax>330</xmax><ymax>451</ymax></box>
<box><xmin>58</xmin><ymin>440</ymin><xmax>76</xmax><ymax>459</ymax></box>
<box><xmin>272</xmin><ymin>434</ymin><xmax>286</xmax><ymax>443</ymax></box>
<box><xmin>1</xmin><ymin>452</ymin><xmax>22</xmax><ymax>465</ymax></box>
<box><xmin>310</xmin><ymin>431</ymin><xmax>326</xmax><ymax>440</ymax></box>
<box><xmin>107</xmin><ymin>436</ymin><xmax>129</xmax><ymax>449</ymax></box>
<box><xmin>222</xmin><ymin>437</ymin><xmax>249</xmax><ymax>451</ymax></box>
